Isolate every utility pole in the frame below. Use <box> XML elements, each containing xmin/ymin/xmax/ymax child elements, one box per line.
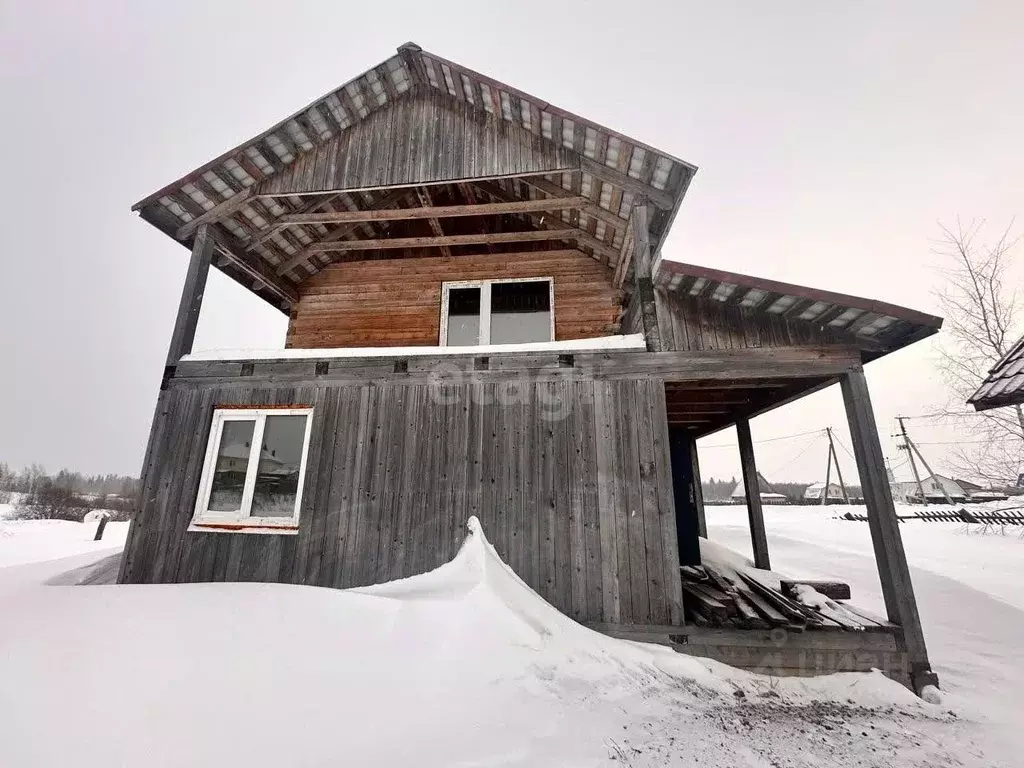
<box><xmin>821</xmin><ymin>430</ymin><xmax>832</xmax><ymax>506</ymax></box>
<box><xmin>825</xmin><ymin>427</ymin><xmax>851</xmax><ymax>504</ymax></box>
<box><xmin>897</xmin><ymin>417</ymin><xmax>928</xmax><ymax>505</ymax></box>
<box><xmin>896</xmin><ymin>417</ymin><xmax>954</xmax><ymax>505</ymax></box>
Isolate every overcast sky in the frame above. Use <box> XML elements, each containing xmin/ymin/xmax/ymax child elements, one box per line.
<box><xmin>1</xmin><ymin>1</ymin><xmax>1022</xmax><ymax>484</ymax></box>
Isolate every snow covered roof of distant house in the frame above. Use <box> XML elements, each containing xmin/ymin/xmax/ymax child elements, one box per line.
<box><xmin>730</xmin><ymin>472</ymin><xmax>778</xmax><ymax>498</ymax></box>
<box><xmin>969</xmin><ymin>335</ymin><xmax>1024</xmax><ymax>411</ymax></box>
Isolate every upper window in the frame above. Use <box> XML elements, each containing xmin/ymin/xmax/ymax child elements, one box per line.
<box><xmin>440</xmin><ymin>278</ymin><xmax>554</xmax><ymax>346</ymax></box>
<box><xmin>191</xmin><ymin>407</ymin><xmax>314</xmax><ymax>533</ymax></box>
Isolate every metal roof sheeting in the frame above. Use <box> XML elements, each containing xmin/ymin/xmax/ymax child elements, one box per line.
<box><xmin>654</xmin><ymin>259</ymin><xmax>943</xmax><ymax>360</ymax></box>
<box><xmin>969</xmin><ymin>335</ymin><xmax>1024</xmax><ymax>410</ymax></box>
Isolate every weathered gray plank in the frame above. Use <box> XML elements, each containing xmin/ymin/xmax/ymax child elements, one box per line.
<box><xmin>580</xmin><ymin>384</ymin><xmax>603</xmax><ymax>622</ymax></box>
<box><xmin>593</xmin><ymin>381</ymin><xmax>621</xmax><ymax>623</ymax></box>
<box><xmin>841</xmin><ymin>368</ymin><xmax>936</xmax><ymax>692</ymax></box>
<box><xmin>635</xmin><ymin>380</ymin><xmax>667</xmax><ymax>624</ymax></box>
<box><xmin>338</xmin><ymin>386</ymin><xmax>374</xmax><ymax>585</ymax></box>
<box><xmin>647</xmin><ymin>379</ymin><xmax>683</xmax><ymax>625</ymax></box>
<box><xmin>736</xmin><ymin>416</ymin><xmax>771</xmax><ymax>570</ymax></box>
<box><xmin>538</xmin><ymin>381</ymin><xmax>557</xmax><ymax>604</ymax></box>
<box><xmin>553</xmin><ymin>381</ymin><xmax>573</xmax><ymax>615</ymax></box>
<box><xmin>568</xmin><ymin>381</ymin><xmax>588</xmax><ymax>620</ymax></box>
<box><xmin>618</xmin><ymin>380</ymin><xmax>651</xmax><ymax>624</ymax></box>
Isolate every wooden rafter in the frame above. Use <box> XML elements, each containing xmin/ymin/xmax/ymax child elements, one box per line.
<box><xmin>273</xmin><ymin>196</ymin><xmax>589</xmax><ymax>226</ymax></box>
<box><xmin>242</xmin><ymin>193</ymin><xmax>344</xmax><ymax>251</ymax></box>
<box><xmin>414</xmin><ymin>186</ymin><xmax>451</xmax><ymax>258</ymax></box>
<box><xmin>176</xmin><ymin>188</ymin><xmax>254</xmax><ymax>239</ymax></box>
<box><xmin>304</xmin><ymin>228</ymin><xmax>584</xmax><ymax>253</ymax></box>
<box><xmin>469</xmin><ymin>180</ymin><xmax>618</xmax><ymax>265</ymax></box>
<box><xmin>518</xmin><ymin>176</ymin><xmax>624</xmax><ymax>230</ymax></box>
<box><xmin>274</xmin><ymin>188</ymin><xmax>414</xmax><ymax>276</ymax></box>
<box><xmin>207</xmin><ymin>227</ymin><xmax>298</xmax><ymax>305</ymax></box>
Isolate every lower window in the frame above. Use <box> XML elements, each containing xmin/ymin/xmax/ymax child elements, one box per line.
<box><xmin>191</xmin><ymin>407</ymin><xmax>314</xmax><ymax>533</ymax></box>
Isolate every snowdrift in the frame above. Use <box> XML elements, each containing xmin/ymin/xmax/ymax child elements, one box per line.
<box><xmin>0</xmin><ymin>516</ymin><xmax>956</xmax><ymax>768</ymax></box>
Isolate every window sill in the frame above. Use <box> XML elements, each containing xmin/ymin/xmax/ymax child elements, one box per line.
<box><xmin>188</xmin><ymin>521</ymin><xmax>299</xmax><ymax>535</ymax></box>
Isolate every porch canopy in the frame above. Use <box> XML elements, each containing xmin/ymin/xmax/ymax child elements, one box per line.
<box><xmin>654</xmin><ymin>259</ymin><xmax>943</xmax><ymax>437</ymax></box>
<box><xmin>133</xmin><ymin>43</ymin><xmax>697</xmax><ymax>312</ymax></box>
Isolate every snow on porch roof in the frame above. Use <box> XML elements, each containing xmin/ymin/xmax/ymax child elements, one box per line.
<box><xmin>655</xmin><ymin>259</ymin><xmax>943</xmax><ymax>360</ymax></box>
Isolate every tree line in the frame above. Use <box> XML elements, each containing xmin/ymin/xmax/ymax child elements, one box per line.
<box><xmin>0</xmin><ymin>463</ymin><xmax>139</xmax><ymax>522</ymax></box>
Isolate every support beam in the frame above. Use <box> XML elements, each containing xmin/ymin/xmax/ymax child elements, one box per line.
<box><xmin>690</xmin><ymin>436</ymin><xmax>707</xmax><ymax>539</ymax></box>
<box><xmin>242</xmin><ymin>193</ymin><xmax>344</xmax><ymax>250</ymax></box>
<box><xmin>840</xmin><ymin>368</ymin><xmax>937</xmax><ymax>693</ymax></box>
<box><xmin>632</xmin><ymin>201</ymin><xmax>662</xmax><ymax>352</ymax></box>
<box><xmin>304</xmin><ymin>228</ymin><xmax>583</xmax><ymax>253</ymax></box>
<box><xmin>517</xmin><ymin>176</ymin><xmax>625</xmax><ymax>230</ymax></box>
<box><xmin>274</xmin><ymin>196</ymin><xmax>588</xmax><ymax>225</ymax></box>
<box><xmin>468</xmin><ymin>179</ymin><xmax>619</xmax><ymax>264</ymax></box>
<box><xmin>414</xmin><ymin>187</ymin><xmax>451</xmax><ymax>258</ymax></box>
<box><xmin>274</xmin><ymin>188</ymin><xmax>412</xmax><ymax>276</ymax></box>
<box><xmin>611</xmin><ymin>209</ymin><xmax>635</xmax><ymax>288</ymax></box>
<box><xmin>578</xmin><ymin>155</ymin><xmax>674</xmax><ymax>208</ymax></box>
<box><xmin>209</xmin><ymin>229</ymin><xmax>298</xmax><ymax>306</ymax></box>
<box><xmin>736</xmin><ymin>417</ymin><xmax>770</xmax><ymax>570</ymax></box>
<box><xmin>165</xmin><ymin>224</ymin><xmax>214</xmax><ymax>369</ymax></box>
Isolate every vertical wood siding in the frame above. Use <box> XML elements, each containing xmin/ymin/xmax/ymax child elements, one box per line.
<box><xmin>261</xmin><ymin>88</ymin><xmax>579</xmax><ymax>196</ymax></box>
<box><xmin>653</xmin><ymin>288</ymin><xmax>860</xmax><ymax>351</ymax></box>
<box><xmin>286</xmin><ymin>249</ymin><xmax>623</xmax><ymax>348</ymax></box>
<box><xmin>121</xmin><ymin>378</ymin><xmax>683</xmax><ymax>627</ymax></box>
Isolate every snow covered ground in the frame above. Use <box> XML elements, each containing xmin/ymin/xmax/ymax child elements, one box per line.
<box><xmin>705</xmin><ymin>502</ymin><xmax>1024</xmax><ymax>764</ymax></box>
<box><xmin>0</xmin><ymin>505</ymin><xmax>1019</xmax><ymax>767</ymax></box>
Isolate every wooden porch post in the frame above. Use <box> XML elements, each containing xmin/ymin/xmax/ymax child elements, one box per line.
<box><xmin>120</xmin><ymin>224</ymin><xmax>214</xmax><ymax>584</ymax></box>
<box><xmin>630</xmin><ymin>200</ymin><xmax>662</xmax><ymax>352</ymax></box>
<box><xmin>736</xmin><ymin>417</ymin><xmax>770</xmax><ymax>569</ymax></box>
<box><xmin>840</xmin><ymin>368</ymin><xmax>938</xmax><ymax>693</ymax></box>
<box><xmin>164</xmin><ymin>224</ymin><xmax>215</xmax><ymax>370</ymax></box>
<box><xmin>690</xmin><ymin>436</ymin><xmax>708</xmax><ymax>538</ymax></box>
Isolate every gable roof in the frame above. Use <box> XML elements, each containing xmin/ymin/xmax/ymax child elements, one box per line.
<box><xmin>731</xmin><ymin>472</ymin><xmax>777</xmax><ymax>497</ymax></box>
<box><xmin>968</xmin><ymin>335</ymin><xmax>1024</xmax><ymax>411</ymax></box>
<box><xmin>655</xmin><ymin>259</ymin><xmax>943</xmax><ymax>360</ymax></box>
<box><xmin>133</xmin><ymin>43</ymin><xmax>698</xmax><ymax>312</ymax></box>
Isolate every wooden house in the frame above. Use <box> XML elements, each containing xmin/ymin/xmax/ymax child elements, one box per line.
<box><xmin>120</xmin><ymin>44</ymin><xmax>943</xmax><ymax>694</ymax></box>
<box><xmin>729</xmin><ymin>472</ymin><xmax>787</xmax><ymax>505</ymax></box>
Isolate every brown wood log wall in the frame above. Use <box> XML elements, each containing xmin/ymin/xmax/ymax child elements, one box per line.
<box><xmin>286</xmin><ymin>249</ymin><xmax>624</xmax><ymax>348</ymax></box>
<box><xmin>624</xmin><ymin>288</ymin><xmax>861</xmax><ymax>351</ymax></box>
<box><xmin>119</xmin><ymin>376</ymin><xmax>684</xmax><ymax>628</ymax></box>
<box><xmin>261</xmin><ymin>88</ymin><xmax>578</xmax><ymax>196</ymax></box>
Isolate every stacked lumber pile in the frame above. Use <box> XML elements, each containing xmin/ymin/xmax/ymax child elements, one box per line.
<box><xmin>679</xmin><ymin>565</ymin><xmax>889</xmax><ymax>632</ymax></box>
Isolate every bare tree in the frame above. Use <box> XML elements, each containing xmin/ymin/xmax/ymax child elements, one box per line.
<box><xmin>933</xmin><ymin>218</ymin><xmax>1024</xmax><ymax>483</ymax></box>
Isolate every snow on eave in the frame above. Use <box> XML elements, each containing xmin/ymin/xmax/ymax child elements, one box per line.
<box><xmin>181</xmin><ymin>334</ymin><xmax>647</xmax><ymax>362</ymax></box>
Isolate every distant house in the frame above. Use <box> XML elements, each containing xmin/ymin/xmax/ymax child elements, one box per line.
<box><xmin>731</xmin><ymin>473</ymin><xmax>788</xmax><ymax>505</ymax></box>
<box><xmin>891</xmin><ymin>474</ymin><xmax>967</xmax><ymax>504</ymax></box>
<box><xmin>803</xmin><ymin>481</ymin><xmax>846</xmax><ymax>502</ymax></box>
<box><xmin>969</xmin><ymin>336</ymin><xmax>1024</xmax><ymax>411</ymax></box>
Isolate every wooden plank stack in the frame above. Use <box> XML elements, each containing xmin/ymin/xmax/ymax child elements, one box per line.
<box><xmin>679</xmin><ymin>565</ymin><xmax>891</xmax><ymax>632</ymax></box>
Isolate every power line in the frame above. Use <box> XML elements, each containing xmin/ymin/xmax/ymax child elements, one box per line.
<box><xmin>699</xmin><ymin>428</ymin><xmax>825</xmax><ymax>450</ymax></box>
<box><xmin>765</xmin><ymin>434</ymin><xmax>823</xmax><ymax>477</ymax></box>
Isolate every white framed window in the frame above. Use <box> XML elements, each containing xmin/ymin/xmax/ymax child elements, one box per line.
<box><xmin>190</xmin><ymin>407</ymin><xmax>314</xmax><ymax>534</ymax></box>
<box><xmin>440</xmin><ymin>277</ymin><xmax>555</xmax><ymax>346</ymax></box>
